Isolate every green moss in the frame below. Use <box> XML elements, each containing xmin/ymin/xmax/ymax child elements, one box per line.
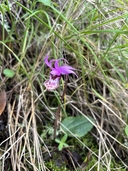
<box><xmin>45</xmin><ymin>160</ymin><xmax>70</xmax><ymax>171</ymax></box>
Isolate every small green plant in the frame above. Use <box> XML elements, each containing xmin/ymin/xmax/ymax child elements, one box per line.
<box><xmin>3</xmin><ymin>68</ymin><xmax>15</xmax><ymax>78</ymax></box>
<box><xmin>55</xmin><ymin>134</ymin><xmax>69</xmax><ymax>151</ymax></box>
<box><xmin>55</xmin><ymin>115</ymin><xmax>94</xmax><ymax>151</ymax></box>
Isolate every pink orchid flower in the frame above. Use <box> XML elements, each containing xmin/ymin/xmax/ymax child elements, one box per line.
<box><xmin>44</xmin><ymin>55</ymin><xmax>77</xmax><ymax>91</ymax></box>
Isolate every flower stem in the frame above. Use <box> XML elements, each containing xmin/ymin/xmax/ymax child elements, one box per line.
<box><xmin>54</xmin><ymin>76</ymin><xmax>68</xmax><ymax>139</ymax></box>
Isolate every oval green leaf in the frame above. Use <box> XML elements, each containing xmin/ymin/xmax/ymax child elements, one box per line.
<box><xmin>61</xmin><ymin>115</ymin><xmax>94</xmax><ymax>137</ymax></box>
<box><xmin>3</xmin><ymin>69</ymin><xmax>15</xmax><ymax>78</ymax></box>
<box><xmin>37</xmin><ymin>0</ymin><xmax>51</xmax><ymax>6</ymax></box>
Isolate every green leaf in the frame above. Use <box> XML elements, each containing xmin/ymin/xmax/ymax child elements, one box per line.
<box><xmin>3</xmin><ymin>69</ymin><xmax>15</xmax><ymax>78</ymax></box>
<box><xmin>37</xmin><ymin>0</ymin><xmax>51</xmax><ymax>6</ymax></box>
<box><xmin>61</xmin><ymin>115</ymin><xmax>94</xmax><ymax>138</ymax></box>
<box><xmin>125</xmin><ymin>125</ymin><xmax>128</xmax><ymax>136</ymax></box>
<box><xmin>55</xmin><ymin>134</ymin><xmax>68</xmax><ymax>151</ymax></box>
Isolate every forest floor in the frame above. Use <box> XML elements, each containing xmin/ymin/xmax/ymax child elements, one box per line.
<box><xmin>0</xmin><ymin>0</ymin><xmax>128</xmax><ymax>170</ymax></box>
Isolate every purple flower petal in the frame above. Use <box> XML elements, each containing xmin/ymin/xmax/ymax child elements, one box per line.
<box><xmin>54</xmin><ymin>58</ymin><xmax>68</xmax><ymax>69</ymax></box>
<box><xmin>57</xmin><ymin>65</ymin><xmax>78</xmax><ymax>77</ymax></box>
<box><xmin>44</xmin><ymin>55</ymin><xmax>52</xmax><ymax>68</ymax></box>
<box><xmin>50</xmin><ymin>68</ymin><xmax>60</xmax><ymax>76</ymax></box>
<box><xmin>44</xmin><ymin>55</ymin><xmax>77</xmax><ymax>78</ymax></box>
<box><xmin>44</xmin><ymin>55</ymin><xmax>57</xmax><ymax>69</ymax></box>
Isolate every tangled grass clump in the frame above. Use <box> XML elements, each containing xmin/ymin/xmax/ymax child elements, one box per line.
<box><xmin>0</xmin><ymin>0</ymin><xmax>128</xmax><ymax>170</ymax></box>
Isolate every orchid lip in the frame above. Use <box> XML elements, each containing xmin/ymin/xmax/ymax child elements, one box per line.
<box><xmin>44</xmin><ymin>76</ymin><xmax>60</xmax><ymax>91</ymax></box>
